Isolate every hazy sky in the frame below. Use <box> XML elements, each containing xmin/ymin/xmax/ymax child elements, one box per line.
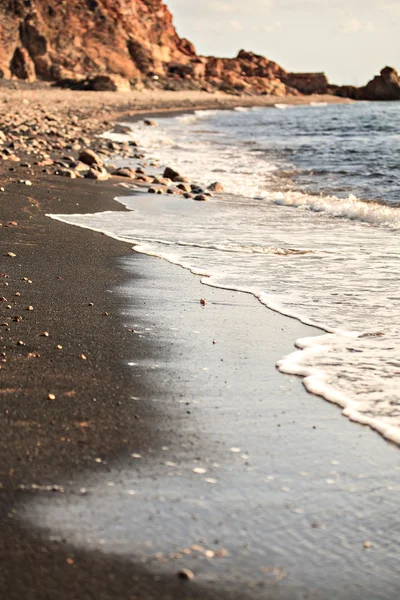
<box><xmin>167</xmin><ymin>0</ymin><xmax>399</xmax><ymax>85</ymax></box>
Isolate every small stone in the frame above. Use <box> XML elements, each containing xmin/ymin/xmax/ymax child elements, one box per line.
<box><xmin>192</xmin><ymin>467</ymin><xmax>207</xmax><ymax>474</ymax></box>
<box><xmin>48</xmin><ymin>393</ymin><xmax>56</xmax><ymax>401</ymax></box>
<box><xmin>208</xmin><ymin>182</ymin><xmax>224</xmax><ymax>192</ymax></box>
<box><xmin>178</xmin><ymin>569</ymin><xmax>194</xmax><ymax>581</ymax></box>
<box><xmin>56</xmin><ymin>345</ymin><xmax>63</xmax><ymax>350</ymax></box>
<box><xmin>363</xmin><ymin>541</ymin><xmax>372</xmax><ymax>549</ymax></box>
<box><xmin>17</xmin><ymin>340</ymin><xmax>25</xmax><ymax>346</ymax></box>
<box><xmin>7</xmin><ymin>252</ymin><xmax>16</xmax><ymax>257</ymax></box>
<box><xmin>85</xmin><ymin>167</ymin><xmax>109</xmax><ymax>181</ymax></box>
<box><xmin>144</xmin><ymin>119</ymin><xmax>157</xmax><ymax>127</ymax></box>
<box><xmin>114</xmin><ymin>167</ymin><xmax>135</xmax><ymax>178</ymax></box>
<box><xmin>200</xmin><ymin>298</ymin><xmax>207</xmax><ymax>306</ymax></box>
<box><xmin>57</xmin><ymin>168</ymin><xmax>76</xmax><ymax>179</ymax></box>
<box><xmin>42</xmin><ymin>331</ymin><xmax>49</xmax><ymax>337</ymax></box>
<box><xmin>27</xmin><ymin>306</ymin><xmax>33</xmax><ymax>311</ymax></box>
<box><xmin>194</xmin><ymin>194</ymin><xmax>208</xmax><ymax>202</ymax></box>
<box><xmin>80</xmin><ymin>354</ymin><xmax>87</xmax><ymax>360</ymax></box>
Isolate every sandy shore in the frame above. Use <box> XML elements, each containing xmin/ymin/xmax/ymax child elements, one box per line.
<box><xmin>1</xmin><ymin>88</ymin><xmax>399</xmax><ymax>600</ymax></box>
<box><xmin>0</xmin><ymin>85</ymin><xmax>351</xmax><ymax>119</ymax></box>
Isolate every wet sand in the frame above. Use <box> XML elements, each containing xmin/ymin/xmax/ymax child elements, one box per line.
<box><xmin>1</xmin><ymin>90</ymin><xmax>399</xmax><ymax>599</ymax></box>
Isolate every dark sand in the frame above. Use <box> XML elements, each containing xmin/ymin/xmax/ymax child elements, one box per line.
<box><xmin>0</xmin><ymin>99</ymin><xmax>399</xmax><ymax>600</ymax></box>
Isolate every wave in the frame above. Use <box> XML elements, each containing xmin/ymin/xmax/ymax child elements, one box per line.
<box><xmin>271</xmin><ymin>191</ymin><xmax>400</xmax><ymax>230</ymax></box>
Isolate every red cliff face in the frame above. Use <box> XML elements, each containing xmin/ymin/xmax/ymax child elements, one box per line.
<box><xmin>1</xmin><ymin>0</ymin><xmax>369</xmax><ymax>98</ymax></box>
<box><xmin>0</xmin><ymin>0</ymin><xmax>196</xmax><ymax>82</ymax></box>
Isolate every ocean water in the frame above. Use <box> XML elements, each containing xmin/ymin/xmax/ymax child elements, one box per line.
<box><xmin>50</xmin><ymin>102</ymin><xmax>400</xmax><ymax>445</ymax></box>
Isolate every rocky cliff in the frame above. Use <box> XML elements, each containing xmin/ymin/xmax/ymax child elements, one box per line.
<box><xmin>0</xmin><ymin>0</ymin><xmax>330</xmax><ymax>95</ymax></box>
<box><xmin>0</xmin><ymin>1</ymin><xmax>398</xmax><ymax>100</ymax></box>
<box><xmin>0</xmin><ymin>0</ymin><xmax>196</xmax><ymax>82</ymax></box>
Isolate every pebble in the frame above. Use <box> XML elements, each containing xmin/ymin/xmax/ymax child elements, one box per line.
<box><xmin>208</xmin><ymin>181</ymin><xmax>224</xmax><ymax>192</ymax></box>
<box><xmin>192</xmin><ymin>467</ymin><xmax>207</xmax><ymax>474</ymax></box>
<box><xmin>178</xmin><ymin>569</ymin><xmax>194</xmax><ymax>581</ymax></box>
<box><xmin>48</xmin><ymin>393</ymin><xmax>56</xmax><ymax>401</ymax></box>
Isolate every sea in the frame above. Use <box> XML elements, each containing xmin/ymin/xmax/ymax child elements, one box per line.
<box><xmin>50</xmin><ymin>101</ymin><xmax>400</xmax><ymax>446</ymax></box>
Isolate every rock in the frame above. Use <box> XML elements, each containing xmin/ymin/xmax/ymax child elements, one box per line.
<box><xmin>163</xmin><ymin>167</ymin><xmax>181</xmax><ymax>181</ymax></box>
<box><xmin>57</xmin><ymin>168</ymin><xmax>76</xmax><ymax>179</ymax></box>
<box><xmin>362</xmin><ymin>67</ymin><xmax>400</xmax><ymax>101</ymax></box>
<box><xmin>178</xmin><ymin>569</ymin><xmax>194</xmax><ymax>581</ymax></box>
<box><xmin>144</xmin><ymin>119</ymin><xmax>157</xmax><ymax>127</ymax></box>
<box><xmin>135</xmin><ymin>175</ymin><xmax>154</xmax><ymax>183</ymax></box>
<box><xmin>74</xmin><ymin>161</ymin><xmax>92</xmax><ymax>172</ymax></box>
<box><xmin>113</xmin><ymin>167</ymin><xmax>135</xmax><ymax>178</ymax></box>
<box><xmin>78</xmin><ymin>149</ymin><xmax>103</xmax><ymax>168</ymax></box>
<box><xmin>194</xmin><ymin>194</ymin><xmax>208</xmax><ymax>201</ymax></box>
<box><xmin>208</xmin><ymin>182</ymin><xmax>224</xmax><ymax>192</ymax></box>
<box><xmin>176</xmin><ymin>182</ymin><xmax>192</xmax><ymax>193</ymax></box>
<box><xmin>89</xmin><ymin>74</ymin><xmax>131</xmax><ymax>92</ymax></box>
<box><xmin>152</xmin><ymin>176</ymin><xmax>171</xmax><ymax>185</ymax></box>
<box><xmin>85</xmin><ymin>167</ymin><xmax>109</xmax><ymax>181</ymax></box>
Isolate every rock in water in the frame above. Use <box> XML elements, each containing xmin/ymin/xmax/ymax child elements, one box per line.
<box><xmin>163</xmin><ymin>167</ymin><xmax>181</xmax><ymax>182</ymax></box>
<box><xmin>208</xmin><ymin>182</ymin><xmax>224</xmax><ymax>192</ymax></box>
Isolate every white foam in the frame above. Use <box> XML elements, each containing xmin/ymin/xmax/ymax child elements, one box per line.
<box><xmin>272</xmin><ymin>191</ymin><xmax>400</xmax><ymax>230</ymax></box>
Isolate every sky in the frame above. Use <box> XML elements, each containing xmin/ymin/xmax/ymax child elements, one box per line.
<box><xmin>166</xmin><ymin>0</ymin><xmax>400</xmax><ymax>85</ymax></box>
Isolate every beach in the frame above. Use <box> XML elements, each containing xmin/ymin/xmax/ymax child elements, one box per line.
<box><xmin>1</xmin><ymin>87</ymin><xmax>399</xmax><ymax>600</ymax></box>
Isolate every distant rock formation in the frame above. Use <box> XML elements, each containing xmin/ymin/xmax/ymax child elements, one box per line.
<box><xmin>0</xmin><ymin>1</ymin><xmax>398</xmax><ymax>100</ymax></box>
<box><xmin>362</xmin><ymin>67</ymin><xmax>400</xmax><ymax>100</ymax></box>
<box><xmin>331</xmin><ymin>67</ymin><xmax>400</xmax><ymax>101</ymax></box>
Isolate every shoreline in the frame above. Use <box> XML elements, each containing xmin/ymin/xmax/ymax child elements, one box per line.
<box><xmin>1</xmin><ymin>89</ymin><xmax>399</xmax><ymax>599</ymax></box>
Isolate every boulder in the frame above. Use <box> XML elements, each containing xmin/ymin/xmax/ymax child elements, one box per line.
<box><xmin>85</xmin><ymin>167</ymin><xmax>109</xmax><ymax>181</ymax></box>
<box><xmin>78</xmin><ymin>149</ymin><xmax>103</xmax><ymax>168</ymax></box>
<box><xmin>89</xmin><ymin>75</ymin><xmax>131</xmax><ymax>92</ymax></box>
<box><xmin>163</xmin><ymin>167</ymin><xmax>181</xmax><ymax>181</ymax></box>
<box><xmin>113</xmin><ymin>167</ymin><xmax>136</xmax><ymax>178</ymax></box>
